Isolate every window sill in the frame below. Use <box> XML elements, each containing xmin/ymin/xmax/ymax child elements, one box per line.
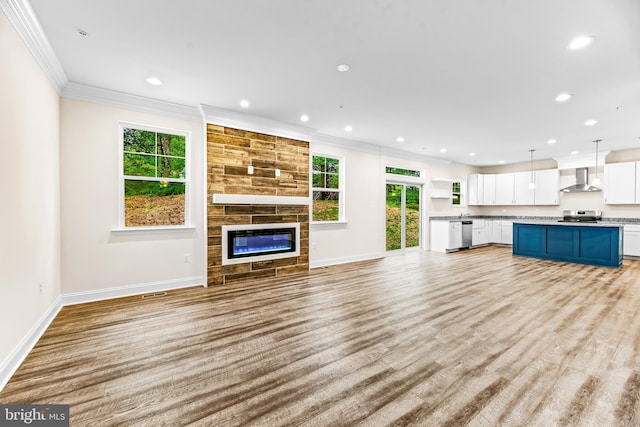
<box><xmin>311</xmin><ymin>221</ymin><xmax>348</xmax><ymax>226</ymax></box>
<box><xmin>111</xmin><ymin>226</ymin><xmax>197</xmax><ymax>235</ymax></box>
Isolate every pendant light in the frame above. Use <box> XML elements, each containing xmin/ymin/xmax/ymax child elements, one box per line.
<box><xmin>592</xmin><ymin>139</ymin><xmax>602</xmax><ymax>186</ymax></box>
<box><xmin>528</xmin><ymin>149</ymin><xmax>536</xmax><ymax>189</ymax></box>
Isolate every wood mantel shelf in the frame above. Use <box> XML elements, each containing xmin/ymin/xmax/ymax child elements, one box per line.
<box><xmin>212</xmin><ymin>194</ymin><xmax>310</xmax><ymax>205</ymax></box>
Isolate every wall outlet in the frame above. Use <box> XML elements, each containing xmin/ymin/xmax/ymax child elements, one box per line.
<box><xmin>184</xmin><ymin>254</ymin><xmax>190</xmax><ymax>263</ymax></box>
<box><xmin>38</xmin><ymin>281</ymin><xmax>43</xmax><ymax>295</ymax></box>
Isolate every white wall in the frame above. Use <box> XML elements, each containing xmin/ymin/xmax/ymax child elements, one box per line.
<box><xmin>60</xmin><ymin>98</ymin><xmax>206</xmax><ymax>295</ymax></box>
<box><xmin>0</xmin><ymin>11</ymin><xmax>61</xmax><ymax>378</ymax></box>
<box><xmin>309</xmin><ymin>138</ymin><xmax>480</xmax><ymax>265</ymax></box>
<box><xmin>309</xmin><ymin>139</ymin><xmax>386</xmax><ymax>267</ymax></box>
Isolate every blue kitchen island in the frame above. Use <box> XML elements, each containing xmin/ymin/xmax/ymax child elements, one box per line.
<box><xmin>512</xmin><ymin>221</ymin><xmax>623</xmax><ymax>267</ymax></box>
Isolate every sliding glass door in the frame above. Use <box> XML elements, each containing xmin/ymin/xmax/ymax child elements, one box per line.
<box><xmin>386</xmin><ymin>183</ymin><xmax>421</xmax><ymax>251</ymax></box>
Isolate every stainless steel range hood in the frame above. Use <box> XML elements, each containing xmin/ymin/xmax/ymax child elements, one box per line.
<box><xmin>560</xmin><ymin>167</ymin><xmax>601</xmax><ymax>193</ymax></box>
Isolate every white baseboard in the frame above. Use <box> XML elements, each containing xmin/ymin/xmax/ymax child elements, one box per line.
<box><xmin>0</xmin><ymin>276</ymin><xmax>205</xmax><ymax>392</ymax></box>
<box><xmin>62</xmin><ymin>276</ymin><xmax>206</xmax><ymax>306</ymax></box>
<box><xmin>310</xmin><ymin>252</ymin><xmax>385</xmax><ymax>269</ymax></box>
<box><xmin>0</xmin><ymin>296</ymin><xmax>63</xmax><ymax>392</ymax></box>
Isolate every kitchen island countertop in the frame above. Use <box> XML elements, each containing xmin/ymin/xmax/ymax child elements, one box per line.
<box><xmin>512</xmin><ymin>219</ymin><xmax>625</xmax><ymax>228</ymax></box>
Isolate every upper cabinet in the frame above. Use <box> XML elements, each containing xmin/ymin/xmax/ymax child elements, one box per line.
<box><xmin>604</xmin><ymin>162</ymin><xmax>637</xmax><ymax>204</ymax></box>
<box><xmin>468</xmin><ymin>174</ymin><xmax>483</xmax><ymax>205</ymax></box>
<box><xmin>495</xmin><ymin>173</ymin><xmax>515</xmax><ymax>205</ymax></box>
<box><xmin>468</xmin><ymin>169</ymin><xmax>559</xmax><ymax>206</ymax></box>
<box><xmin>483</xmin><ymin>174</ymin><xmax>496</xmax><ymax>205</ymax></box>
<box><xmin>533</xmin><ymin>169</ymin><xmax>560</xmax><ymax>205</ymax></box>
<box><xmin>514</xmin><ymin>171</ymin><xmax>535</xmax><ymax>205</ymax></box>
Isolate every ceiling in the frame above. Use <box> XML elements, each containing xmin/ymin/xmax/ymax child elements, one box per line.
<box><xmin>27</xmin><ymin>0</ymin><xmax>640</xmax><ymax>166</ymax></box>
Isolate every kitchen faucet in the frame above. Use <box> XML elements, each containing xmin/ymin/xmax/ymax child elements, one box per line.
<box><xmin>459</xmin><ymin>212</ymin><xmax>469</xmax><ymax>218</ymax></box>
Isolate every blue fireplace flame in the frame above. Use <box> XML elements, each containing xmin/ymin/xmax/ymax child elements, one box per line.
<box><xmin>229</xmin><ymin>227</ymin><xmax>296</xmax><ymax>259</ymax></box>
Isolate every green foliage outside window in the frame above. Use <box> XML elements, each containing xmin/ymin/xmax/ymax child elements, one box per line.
<box><xmin>312</xmin><ymin>156</ymin><xmax>341</xmax><ymax>221</ymax></box>
<box><xmin>385</xmin><ymin>167</ymin><xmax>421</xmax><ymax>177</ymax></box>
<box><xmin>452</xmin><ymin>181</ymin><xmax>461</xmax><ymax>205</ymax></box>
<box><xmin>122</xmin><ymin>126</ymin><xmax>188</xmax><ymax>227</ymax></box>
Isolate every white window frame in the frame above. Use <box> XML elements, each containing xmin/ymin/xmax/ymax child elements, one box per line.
<box><xmin>311</xmin><ymin>153</ymin><xmax>345</xmax><ymax>223</ymax></box>
<box><xmin>116</xmin><ymin>122</ymin><xmax>191</xmax><ymax>230</ymax></box>
<box><xmin>451</xmin><ymin>179</ymin><xmax>466</xmax><ymax>208</ymax></box>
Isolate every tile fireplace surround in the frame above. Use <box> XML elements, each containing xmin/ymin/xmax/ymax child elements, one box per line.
<box><xmin>206</xmin><ymin>124</ymin><xmax>309</xmax><ymax>286</ymax></box>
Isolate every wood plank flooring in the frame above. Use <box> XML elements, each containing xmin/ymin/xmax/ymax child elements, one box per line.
<box><xmin>3</xmin><ymin>246</ymin><xmax>640</xmax><ymax>426</ymax></box>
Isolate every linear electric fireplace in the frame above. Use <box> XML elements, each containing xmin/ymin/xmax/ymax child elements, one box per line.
<box><xmin>221</xmin><ymin>223</ymin><xmax>300</xmax><ymax>265</ymax></box>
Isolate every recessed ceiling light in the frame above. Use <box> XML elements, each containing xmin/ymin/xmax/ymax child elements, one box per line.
<box><xmin>337</xmin><ymin>64</ymin><xmax>351</xmax><ymax>72</ymax></box>
<box><xmin>240</xmin><ymin>99</ymin><xmax>250</xmax><ymax>108</ymax></box>
<box><xmin>584</xmin><ymin>119</ymin><xmax>598</xmax><ymax>126</ymax></box>
<box><xmin>145</xmin><ymin>76</ymin><xmax>163</xmax><ymax>86</ymax></box>
<box><xmin>344</xmin><ymin>125</ymin><xmax>353</xmax><ymax>132</ymax></box>
<box><xmin>547</xmin><ymin>139</ymin><xmax>557</xmax><ymax>144</ymax></box>
<box><xmin>396</xmin><ymin>137</ymin><xmax>405</xmax><ymax>143</ymax></box>
<box><xmin>555</xmin><ymin>93</ymin><xmax>573</xmax><ymax>102</ymax></box>
<box><xmin>300</xmin><ymin>114</ymin><xmax>309</xmax><ymax>122</ymax></box>
<box><xmin>571</xmin><ymin>151</ymin><xmax>579</xmax><ymax>155</ymax></box>
<box><xmin>469</xmin><ymin>152</ymin><xmax>476</xmax><ymax>157</ymax></box>
<box><xmin>568</xmin><ymin>35</ymin><xmax>595</xmax><ymax>50</ymax></box>
<box><xmin>499</xmin><ymin>160</ymin><xmax>505</xmax><ymax>164</ymax></box>
<box><xmin>440</xmin><ymin>148</ymin><xmax>447</xmax><ymax>153</ymax></box>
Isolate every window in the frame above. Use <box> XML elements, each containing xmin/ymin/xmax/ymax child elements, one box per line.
<box><xmin>119</xmin><ymin>123</ymin><xmax>189</xmax><ymax>228</ymax></box>
<box><xmin>452</xmin><ymin>181</ymin><xmax>462</xmax><ymax>205</ymax></box>
<box><xmin>312</xmin><ymin>155</ymin><xmax>343</xmax><ymax>222</ymax></box>
<box><xmin>385</xmin><ymin>166</ymin><xmax>421</xmax><ymax>177</ymax></box>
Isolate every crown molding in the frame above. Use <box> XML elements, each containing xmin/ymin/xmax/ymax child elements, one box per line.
<box><xmin>63</xmin><ymin>82</ymin><xmax>202</xmax><ymax>121</ymax></box>
<box><xmin>200</xmin><ymin>104</ymin><xmax>316</xmax><ymax>142</ymax></box>
<box><xmin>0</xmin><ymin>0</ymin><xmax>67</xmax><ymax>93</ymax></box>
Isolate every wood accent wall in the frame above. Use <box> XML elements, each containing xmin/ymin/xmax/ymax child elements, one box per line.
<box><xmin>207</xmin><ymin>124</ymin><xmax>309</xmax><ymax>286</ymax></box>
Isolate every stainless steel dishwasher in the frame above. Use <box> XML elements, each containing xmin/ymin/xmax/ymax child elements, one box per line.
<box><xmin>461</xmin><ymin>220</ymin><xmax>473</xmax><ymax>248</ymax></box>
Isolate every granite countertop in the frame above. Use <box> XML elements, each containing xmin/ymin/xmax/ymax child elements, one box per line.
<box><xmin>429</xmin><ymin>215</ymin><xmax>640</xmax><ymax>225</ymax></box>
<box><xmin>512</xmin><ymin>219</ymin><xmax>624</xmax><ymax>228</ymax></box>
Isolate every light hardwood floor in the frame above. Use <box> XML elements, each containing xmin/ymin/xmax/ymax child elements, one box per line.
<box><xmin>3</xmin><ymin>246</ymin><xmax>640</xmax><ymax>426</ymax></box>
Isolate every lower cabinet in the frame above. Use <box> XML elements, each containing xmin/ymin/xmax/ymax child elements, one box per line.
<box><xmin>489</xmin><ymin>220</ymin><xmax>502</xmax><ymax>243</ymax></box>
<box><xmin>624</xmin><ymin>225</ymin><xmax>640</xmax><ymax>256</ymax></box>
<box><xmin>501</xmin><ymin>221</ymin><xmax>513</xmax><ymax>245</ymax></box>
<box><xmin>472</xmin><ymin>219</ymin><xmax>488</xmax><ymax>246</ymax></box>
<box><xmin>513</xmin><ymin>223</ymin><xmax>623</xmax><ymax>267</ymax></box>
<box><xmin>430</xmin><ymin>220</ymin><xmax>463</xmax><ymax>252</ymax></box>
<box><xmin>488</xmin><ymin>220</ymin><xmax>512</xmax><ymax>245</ymax></box>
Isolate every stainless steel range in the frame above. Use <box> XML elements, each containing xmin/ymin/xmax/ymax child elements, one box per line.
<box><xmin>557</xmin><ymin>210</ymin><xmax>602</xmax><ymax>223</ymax></box>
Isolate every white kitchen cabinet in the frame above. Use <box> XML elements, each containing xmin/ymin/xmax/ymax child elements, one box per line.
<box><xmin>489</xmin><ymin>220</ymin><xmax>502</xmax><ymax>243</ymax></box>
<box><xmin>469</xmin><ymin>169</ymin><xmax>560</xmax><ymax>206</ymax></box>
<box><xmin>483</xmin><ymin>174</ymin><xmax>496</xmax><ymax>205</ymax></box>
<box><xmin>534</xmin><ymin>169</ymin><xmax>560</xmax><ymax>205</ymax></box>
<box><xmin>624</xmin><ymin>225</ymin><xmax>640</xmax><ymax>257</ymax></box>
<box><xmin>472</xmin><ymin>219</ymin><xmax>488</xmax><ymax>246</ymax></box>
<box><xmin>605</xmin><ymin>162</ymin><xmax>636</xmax><ymax>204</ymax></box>
<box><xmin>501</xmin><ymin>221</ymin><xmax>513</xmax><ymax>245</ymax></box>
<box><xmin>430</xmin><ymin>220</ymin><xmax>463</xmax><ymax>252</ymax></box>
<box><xmin>495</xmin><ymin>173</ymin><xmax>515</xmax><ymax>205</ymax></box>
<box><xmin>468</xmin><ymin>174</ymin><xmax>483</xmax><ymax>205</ymax></box>
<box><xmin>514</xmin><ymin>171</ymin><xmax>535</xmax><ymax>205</ymax></box>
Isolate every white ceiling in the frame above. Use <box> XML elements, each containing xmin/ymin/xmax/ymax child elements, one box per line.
<box><xmin>27</xmin><ymin>0</ymin><xmax>640</xmax><ymax>166</ymax></box>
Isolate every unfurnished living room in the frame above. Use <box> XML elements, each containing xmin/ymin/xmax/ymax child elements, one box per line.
<box><xmin>2</xmin><ymin>0</ymin><xmax>640</xmax><ymax>426</ymax></box>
